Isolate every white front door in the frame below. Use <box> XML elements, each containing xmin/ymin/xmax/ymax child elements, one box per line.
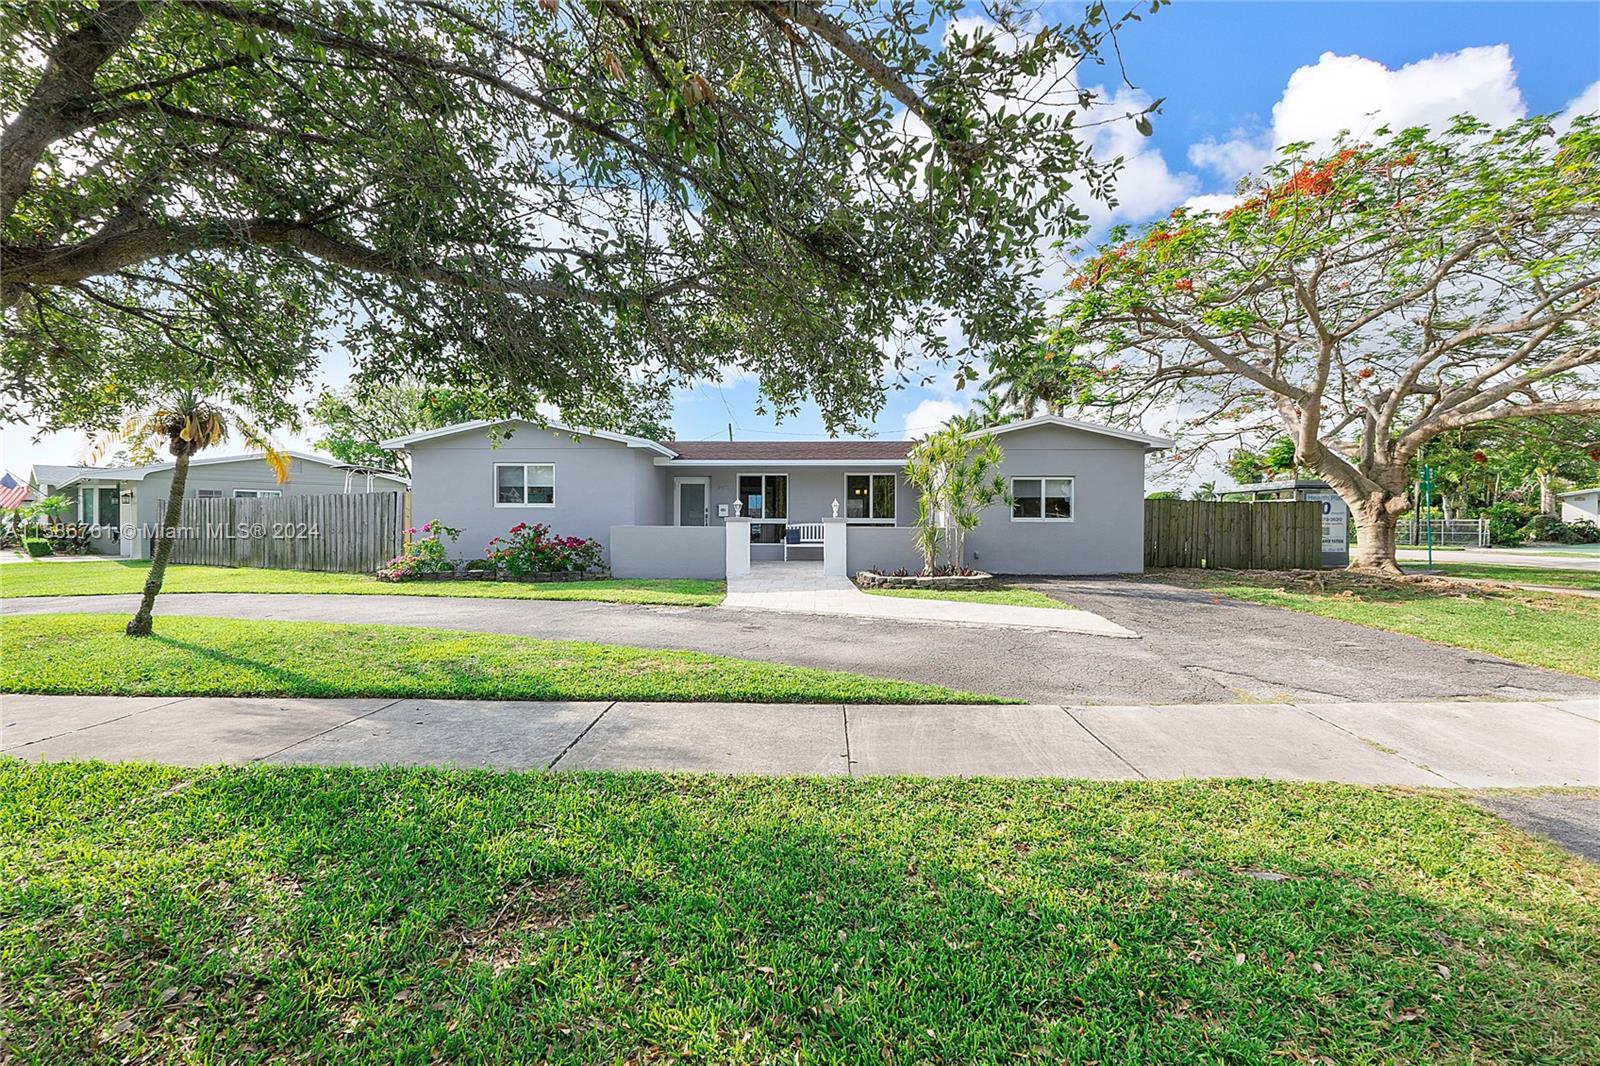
<box><xmin>674</xmin><ymin>477</ymin><xmax>711</xmax><ymax>526</ymax></box>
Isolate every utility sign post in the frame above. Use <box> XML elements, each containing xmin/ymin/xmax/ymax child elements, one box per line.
<box><xmin>1420</xmin><ymin>464</ymin><xmax>1436</xmax><ymax>572</ymax></box>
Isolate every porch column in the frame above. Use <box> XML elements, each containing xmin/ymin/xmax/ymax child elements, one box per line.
<box><xmin>724</xmin><ymin>517</ymin><xmax>752</xmax><ymax>578</ymax></box>
<box><xmin>822</xmin><ymin>518</ymin><xmax>848</xmax><ymax>577</ymax></box>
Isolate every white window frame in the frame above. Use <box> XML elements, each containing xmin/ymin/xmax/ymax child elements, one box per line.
<box><xmin>1010</xmin><ymin>476</ymin><xmax>1075</xmax><ymax>523</ymax></box>
<box><xmin>232</xmin><ymin>489</ymin><xmax>282</xmax><ymax>499</ymax></box>
<box><xmin>195</xmin><ymin>489</ymin><xmax>224</xmax><ymax>499</ymax></box>
<box><xmin>844</xmin><ymin>472</ymin><xmax>897</xmax><ymax>524</ymax></box>
<box><xmin>736</xmin><ymin>472</ymin><xmax>789</xmax><ymax>522</ymax></box>
<box><xmin>493</xmin><ymin>462</ymin><xmax>556</xmax><ymax>508</ymax></box>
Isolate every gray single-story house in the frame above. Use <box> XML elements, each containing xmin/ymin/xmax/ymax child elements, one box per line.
<box><xmin>384</xmin><ymin>415</ymin><xmax>1172</xmax><ymax>577</ymax></box>
<box><xmin>1558</xmin><ymin>487</ymin><xmax>1600</xmax><ymax>526</ymax></box>
<box><xmin>30</xmin><ymin>451</ymin><xmax>406</xmax><ymax>558</ymax></box>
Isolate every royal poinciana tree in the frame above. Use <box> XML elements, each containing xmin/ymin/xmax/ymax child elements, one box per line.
<box><xmin>2</xmin><ymin>0</ymin><xmax>1161</xmax><ymax>437</ymax></box>
<box><xmin>1056</xmin><ymin>115</ymin><xmax>1600</xmax><ymax>570</ymax></box>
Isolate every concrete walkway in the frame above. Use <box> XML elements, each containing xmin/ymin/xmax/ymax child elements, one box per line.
<box><xmin>5</xmin><ymin>693</ymin><xmax>1595</xmax><ymax>786</ymax></box>
<box><xmin>724</xmin><ymin>561</ymin><xmax>1136</xmax><ymax>637</ymax></box>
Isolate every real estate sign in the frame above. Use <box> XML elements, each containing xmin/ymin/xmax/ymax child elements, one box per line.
<box><xmin>1304</xmin><ymin>489</ymin><xmax>1350</xmax><ymax>567</ymax></box>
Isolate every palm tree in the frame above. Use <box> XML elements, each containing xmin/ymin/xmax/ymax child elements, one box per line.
<box><xmin>99</xmin><ymin>394</ymin><xmax>288</xmax><ymax>635</ymax></box>
<box><xmin>981</xmin><ymin>344</ymin><xmax>1084</xmax><ymax>420</ymax></box>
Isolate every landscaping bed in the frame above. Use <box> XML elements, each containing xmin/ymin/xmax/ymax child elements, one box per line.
<box><xmin>4</xmin><ymin>764</ymin><xmax>1596</xmax><ymax>1063</ymax></box>
<box><xmin>855</xmin><ymin>570</ymin><xmax>1000</xmax><ymax>590</ymax></box>
<box><xmin>377</xmin><ymin>566</ymin><xmax>610</xmax><ymax>584</ymax></box>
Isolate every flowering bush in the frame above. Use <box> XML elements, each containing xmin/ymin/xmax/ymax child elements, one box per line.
<box><xmin>380</xmin><ymin>519</ymin><xmax>461</xmax><ymax>578</ymax></box>
<box><xmin>485</xmin><ymin>522</ymin><xmax>604</xmax><ymax>574</ymax></box>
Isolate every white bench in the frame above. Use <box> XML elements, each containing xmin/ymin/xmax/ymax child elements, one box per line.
<box><xmin>784</xmin><ymin>522</ymin><xmax>824</xmax><ymax>561</ymax></box>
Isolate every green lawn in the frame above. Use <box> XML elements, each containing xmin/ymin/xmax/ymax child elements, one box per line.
<box><xmin>1152</xmin><ymin>569</ymin><xmax>1600</xmax><ymax>680</ymax></box>
<box><xmin>3</xmin><ymin>764</ymin><xmax>1596</xmax><ymax>1063</ymax></box>
<box><xmin>0</xmin><ymin>560</ymin><xmax>725</xmax><ymax>606</ymax></box>
<box><xmin>0</xmin><ymin>615</ymin><xmax>996</xmax><ymax>704</ymax></box>
<box><xmin>862</xmin><ymin>585</ymin><xmax>1073</xmax><ymax>609</ymax></box>
<box><xmin>1410</xmin><ymin>561</ymin><xmax>1600</xmax><ymax>591</ymax></box>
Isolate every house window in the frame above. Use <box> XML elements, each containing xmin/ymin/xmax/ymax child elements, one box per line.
<box><xmin>97</xmin><ymin>488</ymin><xmax>121</xmax><ymax>527</ymax></box>
<box><xmin>1012</xmin><ymin>477</ymin><xmax>1073</xmax><ymax>521</ymax></box>
<box><xmin>494</xmin><ymin>463</ymin><xmax>555</xmax><ymax>506</ymax></box>
<box><xmin>846</xmin><ymin>474</ymin><xmax>896</xmax><ymax>521</ymax></box>
<box><xmin>232</xmin><ymin>489</ymin><xmax>282</xmax><ymax>499</ymax></box>
<box><xmin>738</xmin><ymin>474</ymin><xmax>788</xmax><ymax>543</ymax></box>
<box><xmin>195</xmin><ymin>489</ymin><xmax>224</xmax><ymax>498</ymax></box>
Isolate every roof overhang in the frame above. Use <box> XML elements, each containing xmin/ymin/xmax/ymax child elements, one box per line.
<box><xmin>965</xmin><ymin>414</ymin><xmax>1175</xmax><ymax>452</ymax></box>
<box><xmin>380</xmin><ymin>418</ymin><xmax>677</xmax><ymax>458</ymax></box>
<box><xmin>52</xmin><ymin>450</ymin><xmax>407</xmax><ymax>492</ymax></box>
<box><xmin>655</xmin><ymin>457</ymin><xmax>906</xmax><ymax>468</ymax></box>
<box><xmin>1556</xmin><ymin>487</ymin><xmax>1600</xmax><ymax>497</ymax></box>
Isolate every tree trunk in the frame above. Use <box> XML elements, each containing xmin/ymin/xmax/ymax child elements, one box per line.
<box><xmin>1349</xmin><ymin>503</ymin><xmax>1403</xmax><ymax>573</ymax></box>
<box><xmin>1537</xmin><ymin>470</ymin><xmax>1557</xmax><ymax>516</ymax></box>
<box><xmin>125</xmin><ymin>449</ymin><xmax>191</xmax><ymax>636</ymax></box>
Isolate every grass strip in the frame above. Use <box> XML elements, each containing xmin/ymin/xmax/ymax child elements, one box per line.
<box><xmin>0</xmin><ymin>614</ymin><xmax>998</xmax><ymax>703</ymax></box>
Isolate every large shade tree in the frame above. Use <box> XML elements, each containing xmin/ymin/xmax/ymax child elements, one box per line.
<box><xmin>2</xmin><ymin>0</ymin><xmax>1162</xmax><ymax>437</ymax></box>
<box><xmin>1053</xmin><ymin>115</ymin><xmax>1600</xmax><ymax>570</ymax></box>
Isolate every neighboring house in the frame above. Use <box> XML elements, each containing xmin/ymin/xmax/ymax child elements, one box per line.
<box><xmin>1558</xmin><ymin>487</ymin><xmax>1600</xmax><ymax>525</ymax></box>
<box><xmin>32</xmin><ymin>452</ymin><xmax>407</xmax><ymax>558</ymax></box>
<box><xmin>384</xmin><ymin>415</ymin><xmax>1173</xmax><ymax>577</ymax></box>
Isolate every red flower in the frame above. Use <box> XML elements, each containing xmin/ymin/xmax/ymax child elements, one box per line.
<box><xmin>1173</xmin><ymin>278</ymin><xmax>1193</xmax><ymax>293</ymax></box>
<box><xmin>1471</xmin><ymin>450</ymin><xmax>1488</xmax><ymax>464</ymax></box>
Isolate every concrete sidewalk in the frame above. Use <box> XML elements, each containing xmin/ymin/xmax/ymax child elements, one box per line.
<box><xmin>4</xmin><ymin>693</ymin><xmax>1595</xmax><ymax>786</ymax></box>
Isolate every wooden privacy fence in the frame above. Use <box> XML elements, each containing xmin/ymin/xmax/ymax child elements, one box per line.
<box><xmin>1144</xmin><ymin>498</ymin><xmax>1322</xmax><ymax>570</ymax></box>
<box><xmin>159</xmin><ymin>492</ymin><xmax>406</xmax><ymax>573</ymax></box>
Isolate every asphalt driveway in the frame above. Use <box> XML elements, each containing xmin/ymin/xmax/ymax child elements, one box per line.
<box><xmin>6</xmin><ymin>576</ymin><xmax>1594</xmax><ymax>704</ymax></box>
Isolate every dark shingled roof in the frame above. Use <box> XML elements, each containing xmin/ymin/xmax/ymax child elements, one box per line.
<box><xmin>665</xmin><ymin>440</ymin><xmax>913</xmax><ymax>461</ymax></box>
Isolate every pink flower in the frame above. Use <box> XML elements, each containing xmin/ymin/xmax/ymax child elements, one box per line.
<box><xmin>420</xmin><ymin>522</ymin><xmax>433</xmax><ymax>533</ymax></box>
<box><xmin>404</xmin><ymin>527</ymin><xmax>417</xmax><ymax>535</ymax></box>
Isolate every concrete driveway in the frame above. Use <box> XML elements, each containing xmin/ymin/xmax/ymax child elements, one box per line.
<box><xmin>5</xmin><ymin>577</ymin><xmax>1595</xmax><ymax>704</ymax></box>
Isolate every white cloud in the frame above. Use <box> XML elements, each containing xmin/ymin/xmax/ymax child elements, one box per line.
<box><xmin>1276</xmin><ymin>46</ymin><xmax>1523</xmax><ymax>146</ymax></box>
<box><xmin>1558</xmin><ymin>80</ymin><xmax>1599</xmax><ymax>132</ymax></box>
<box><xmin>1179</xmin><ymin>192</ymin><xmax>1242</xmax><ymax>214</ymax></box>
<box><xmin>902</xmin><ymin>398</ymin><xmax>966</xmax><ymax>439</ymax></box>
<box><xmin>1186</xmin><ymin>135</ymin><xmax>1271</xmax><ymax>182</ymax></box>
<box><xmin>1188</xmin><ymin>45</ymin><xmax>1527</xmax><ymax>185</ymax></box>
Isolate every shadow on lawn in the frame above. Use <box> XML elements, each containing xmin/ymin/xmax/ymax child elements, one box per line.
<box><xmin>7</xmin><ymin>769</ymin><xmax>1597</xmax><ymax>1063</ymax></box>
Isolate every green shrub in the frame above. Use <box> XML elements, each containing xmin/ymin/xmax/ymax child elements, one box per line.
<box><xmin>1516</xmin><ymin>513</ymin><xmax>1600</xmax><ymax>544</ymax></box>
<box><xmin>1569</xmin><ymin>518</ymin><xmax>1600</xmax><ymax>544</ymax></box>
<box><xmin>1485</xmin><ymin>501</ymin><xmax>1535</xmax><ymax>546</ymax></box>
<box><xmin>22</xmin><ymin>537</ymin><xmax>52</xmax><ymax>557</ymax></box>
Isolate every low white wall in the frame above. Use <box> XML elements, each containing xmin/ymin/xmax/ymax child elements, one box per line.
<box><xmin>610</xmin><ymin>525</ymin><xmax>726</xmax><ymax>579</ymax></box>
<box><xmin>845</xmin><ymin>524</ymin><xmax>924</xmax><ymax>575</ymax></box>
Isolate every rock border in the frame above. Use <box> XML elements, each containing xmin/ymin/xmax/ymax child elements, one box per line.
<box><xmin>855</xmin><ymin>571</ymin><xmax>1000</xmax><ymax>590</ymax></box>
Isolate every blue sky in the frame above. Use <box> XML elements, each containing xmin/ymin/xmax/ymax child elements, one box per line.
<box><xmin>8</xmin><ymin>1</ymin><xmax>1599</xmax><ymax>473</ymax></box>
<box><xmin>675</xmin><ymin>1</ymin><xmax>1600</xmax><ymax>456</ymax></box>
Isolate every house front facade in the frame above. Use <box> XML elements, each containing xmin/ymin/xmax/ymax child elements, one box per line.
<box><xmin>33</xmin><ymin>452</ymin><xmax>406</xmax><ymax>558</ymax></box>
<box><xmin>387</xmin><ymin>415</ymin><xmax>1172</xmax><ymax>577</ymax></box>
<box><xmin>1558</xmin><ymin>487</ymin><xmax>1600</xmax><ymax>526</ymax></box>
